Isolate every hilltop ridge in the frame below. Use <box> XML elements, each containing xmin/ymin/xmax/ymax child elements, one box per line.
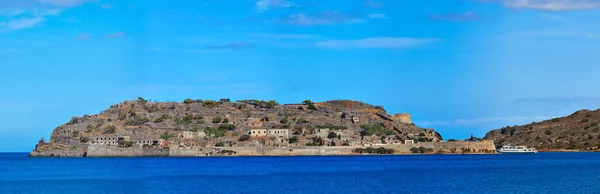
<box><xmin>484</xmin><ymin>109</ymin><xmax>600</xmax><ymax>151</ymax></box>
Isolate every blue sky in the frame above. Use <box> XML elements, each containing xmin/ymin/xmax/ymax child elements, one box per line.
<box><xmin>1</xmin><ymin>0</ymin><xmax>600</xmax><ymax>152</ymax></box>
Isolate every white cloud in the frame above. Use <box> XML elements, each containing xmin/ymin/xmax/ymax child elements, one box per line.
<box><xmin>252</xmin><ymin>33</ymin><xmax>322</xmax><ymax>39</ymax></box>
<box><xmin>368</xmin><ymin>13</ymin><xmax>387</xmax><ymax>19</ymax></box>
<box><xmin>38</xmin><ymin>0</ymin><xmax>95</xmax><ymax>8</ymax></box>
<box><xmin>516</xmin><ymin>30</ymin><xmax>600</xmax><ymax>39</ymax></box>
<box><xmin>0</xmin><ymin>0</ymin><xmax>93</xmax><ymax>32</ymax></box>
<box><xmin>0</xmin><ymin>17</ymin><xmax>44</xmax><ymax>32</ymax></box>
<box><xmin>256</xmin><ymin>0</ymin><xmax>295</xmax><ymax>12</ymax></box>
<box><xmin>501</xmin><ymin>0</ymin><xmax>600</xmax><ymax>11</ymax></box>
<box><xmin>314</xmin><ymin>37</ymin><xmax>439</xmax><ymax>49</ymax></box>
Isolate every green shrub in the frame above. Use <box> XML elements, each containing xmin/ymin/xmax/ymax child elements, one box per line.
<box><xmin>212</xmin><ymin>117</ymin><xmax>223</xmax><ymax>123</ymax></box>
<box><xmin>160</xmin><ymin>132</ymin><xmax>176</xmax><ymax>140</ymax></box>
<box><xmin>315</xmin><ymin>124</ymin><xmax>347</xmax><ymax>130</ymax></box>
<box><xmin>353</xmin><ymin>147</ymin><xmax>394</xmax><ymax>154</ymax></box>
<box><xmin>289</xmin><ymin>136</ymin><xmax>299</xmax><ymax>143</ymax></box>
<box><xmin>581</xmin><ymin>119</ymin><xmax>590</xmax><ymax>123</ymax></box>
<box><xmin>360</xmin><ymin>124</ymin><xmax>393</xmax><ymax>136</ymax></box>
<box><xmin>238</xmin><ymin>134</ymin><xmax>250</xmax><ymax>141</ymax></box>
<box><xmin>544</xmin><ymin>130</ymin><xmax>552</xmax><ymax>135</ymax></box>
<box><xmin>183</xmin><ymin>98</ymin><xmax>194</xmax><ymax>104</ymax></box>
<box><xmin>203</xmin><ymin>127</ymin><xmax>227</xmax><ymax>137</ymax></box>
<box><xmin>86</xmin><ymin>125</ymin><xmax>93</xmax><ymax>133</ymax></box>
<box><xmin>218</xmin><ymin>124</ymin><xmax>236</xmax><ymax>131</ymax></box>
<box><xmin>104</xmin><ymin>125</ymin><xmax>116</xmax><ymax>134</ymax></box>
<box><xmin>410</xmin><ymin>147</ymin><xmax>420</xmax><ymax>153</ymax></box>
<box><xmin>222</xmin><ymin>118</ymin><xmax>229</xmax><ymax>123</ymax></box>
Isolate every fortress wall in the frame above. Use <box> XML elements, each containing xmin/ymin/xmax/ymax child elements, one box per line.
<box><xmin>169</xmin><ymin>149</ymin><xmax>200</xmax><ymax>156</ymax></box>
<box><xmin>86</xmin><ymin>145</ymin><xmax>144</xmax><ymax>157</ymax></box>
<box><xmin>84</xmin><ymin>141</ymin><xmax>496</xmax><ymax>157</ymax></box>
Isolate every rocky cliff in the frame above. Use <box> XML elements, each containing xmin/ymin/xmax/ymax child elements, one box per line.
<box><xmin>30</xmin><ymin>98</ymin><xmax>443</xmax><ymax>157</ymax></box>
<box><xmin>484</xmin><ymin>109</ymin><xmax>600</xmax><ymax>151</ymax></box>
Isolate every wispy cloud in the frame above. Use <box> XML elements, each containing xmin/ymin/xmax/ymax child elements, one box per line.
<box><xmin>538</xmin><ymin>12</ymin><xmax>569</xmax><ymax>21</ymax></box>
<box><xmin>38</xmin><ymin>0</ymin><xmax>96</xmax><ymax>8</ymax></box>
<box><xmin>417</xmin><ymin>115</ymin><xmax>553</xmax><ymax>126</ymax></box>
<box><xmin>276</xmin><ymin>11</ymin><xmax>365</xmax><ymax>26</ymax></box>
<box><xmin>101</xmin><ymin>4</ymin><xmax>114</xmax><ymax>9</ymax></box>
<box><xmin>515</xmin><ymin>97</ymin><xmax>600</xmax><ymax>104</ymax></box>
<box><xmin>204</xmin><ymin>42</ymin><xmax>254</xmax><ymax>50</ymax></box>
<box><xmin>429</xmin><ymin>11</ymin><xmax>479</xmax><ymax>22</ymax></box>
<box><xmin>0</xmin><ymin>0</ymin><xmax>94</xmax><ymax>32</ymax></box>
<box><xmin>314</xmin><ymin>37</ymin><xmax>440</xmax><ymax>49</ymax></box>
<box><xmin>516</xmin><ymin>30</ymin><xmax>600</xmax><ymax>39</ymax></box>
<box><xmin>147</xmin><ymin>42</ymin><xmax>253</xmax><ymax>53</ymax></box>
<box><xmin>481</xmin><ymin>0</ymin><xmax>600</xmax><ymax>11</ymax></box>
<box><xmin>365</xmin><ymin>0</ymin><xmax>384</xmax><ymax>8</ymax></box>
<box><xmin>368</xmin><ymin>13</ymin><xmax>387</xmax><ymax>19</ymax></box>
<box><xmin>252</xmin><ymin>33</ymin><xmax>322</xmax><ymax>39</ymax></box>
<box><xmin>106</xmin><ymin>32</ymin><xmax>126</xmax><ymax>39</ymax></box>
<box><xmin>256</xmin><ymin>0</ymin><xmax>296</xmax><ymax>12</ymax></box>
<box><xmin>77</xmin><ymin>33</ymin><xmax>91</xmax><ymax>40</ymax></box>
<box><xmin>0</xmin><ymin>17</ymin><xmax>44</xmax><ymax>31</ymax></box>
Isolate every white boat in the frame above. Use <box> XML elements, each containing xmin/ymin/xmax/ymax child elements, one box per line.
<box><xmin>497</xmin><ymin>145</ymin><xmax>537</xmax><ymax>154</ymax></box>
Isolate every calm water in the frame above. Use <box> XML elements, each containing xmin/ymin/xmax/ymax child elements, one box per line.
<box><xmin>1</xmin><ymin>153</ymin><xmax>599</xmax><ymax>193</ymax></box>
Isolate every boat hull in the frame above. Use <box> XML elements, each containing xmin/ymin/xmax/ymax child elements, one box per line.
<box><xmin>497</xmin><ymin>150</ymin><xmax>537</xmax><ymax>154</ymax></box>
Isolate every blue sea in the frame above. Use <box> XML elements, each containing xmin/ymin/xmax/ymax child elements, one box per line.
<box><xmin>1</xmin><ymin>153</ymin><xmax>599</xmax><ymax>193</ymax></box>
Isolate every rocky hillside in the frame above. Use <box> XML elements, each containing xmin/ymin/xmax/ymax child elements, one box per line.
<box><xmin>484</xmin><ymin>109</ymin><xmax>600</xmax><ymax>150</ymax></box>
<box><xmin>31</xmin><ymin>98</ymin><xmax>441</xmax><ymax>156</ymax></box>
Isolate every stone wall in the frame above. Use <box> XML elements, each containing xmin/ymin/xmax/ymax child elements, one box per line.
<box><xmin>84</xmin><ymin>140</ymin><xmax>495</xmax><ymax>157</ymax></box>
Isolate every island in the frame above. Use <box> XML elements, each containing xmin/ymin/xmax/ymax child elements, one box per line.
<box><xmin>485</xmin><ymin>109</ymin><xmax>600</xmax><ymax>152</ymax></box>
<box><xmin>30</xmin><ymin>98</ymin><xmax>496</xmax><ymax>157</ymax></box>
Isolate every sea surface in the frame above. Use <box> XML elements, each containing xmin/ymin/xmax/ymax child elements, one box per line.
<box><xmin>1</xmin><ymin>153</ymin><xmax>599</xmax><ymax>193</ymax></box>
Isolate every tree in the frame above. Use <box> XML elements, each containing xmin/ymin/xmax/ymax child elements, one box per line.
<box><xmin>222</xmin><ymin>118</ymin><xmax>229</xmax><ymax>123</ymax></box>
<box><xmin>239</xmin><ymin>134</ymin><xmax>250</xmax><ymax>141</ymax></box>
<box><xmin>219</xmin><ymin>98</ymin><xmax>230</xmax><ymax>103</ymax></box>
<box><xmin>137</xmin><ymin>97</ymin><xmax>148</xmax><ymax>103</ymax></box>
<box><xmin>183</xmin><ymin>98</ymin><xmax>194</xmax><ymax>104</ymax></box>
<box><xmin>289</xmin><ymin>136</ymin><xmax>299</xmax><ymax>143</ymax></box>
<box><xmin>302</xmin><ymin>100</ymin><xmax>312</xmax><ymax>105</ymax></box>
<box><xmin>327</xmin><ymin>132</ymin><xmax>338</xmax><ymax>139</ymax></box>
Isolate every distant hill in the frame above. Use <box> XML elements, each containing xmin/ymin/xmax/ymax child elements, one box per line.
<box><xmin>484</xmin><ymin>109</ymin><xmax>600</xmax><ymax>151</ymax></box>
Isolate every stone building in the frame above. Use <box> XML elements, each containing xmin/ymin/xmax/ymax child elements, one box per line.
<box><xmin>267</xmin><ymin>129</ymin><xmax>289</xmax><ymax>138</ymax></box>
<box><xmin>250</xmin><ymin>129</ymin><xmax>267</xmax><ymax>137</ymax></box>
<box><xmin>351</xmin><ymin>116</ymin><xmax>360</xmax><ymax>124</ymax></box>
<box><xmin>181</xmin><ymin>131</ymin><xmax>195</xmax><ymax>139</ymax></box>
<box><xmin>316</xmin><ymin>128</ymin><xmax>329</xmax><ymax>139</ymax></box>
<box><xmin>250</xmin><ymin>129</ymin><xmax>289</xmax><ymax>138</ymax></box>
<box><xmin>93</xmin><ymin>136</ymin><xmax>118</xmax><ymax>146</ymax></box>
